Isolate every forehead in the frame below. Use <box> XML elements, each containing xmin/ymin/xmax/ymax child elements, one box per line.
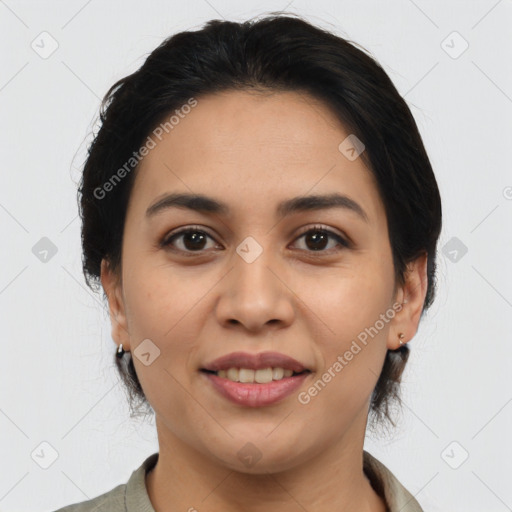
<box><xmin>128</xmin><ymin>90</ymin><xmax>384</xmax><ymax>224</ymax></box>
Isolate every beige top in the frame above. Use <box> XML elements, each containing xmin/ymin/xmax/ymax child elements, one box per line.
<box><xmin>53</xmin><ymin>450</ymin><xmax>424</xmax><ymax>511</ymax></box>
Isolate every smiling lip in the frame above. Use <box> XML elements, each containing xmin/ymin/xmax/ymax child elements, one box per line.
<box><xmin>202</xmin><ymin>371</ymin><xmax>310</xmax><ymax>407</ymax></box>
<box><xmin>201</xmin><ymin>351</ymin><xmax>309</xmax><ymax>372</ymax></box>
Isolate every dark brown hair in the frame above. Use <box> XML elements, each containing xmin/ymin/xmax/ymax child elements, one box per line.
<box><xmin>78</xmin><ymin>13</ymin><xmax>442</xmax><ymax>429</ymax></box>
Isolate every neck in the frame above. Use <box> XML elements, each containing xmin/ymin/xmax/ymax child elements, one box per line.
<box><xmin>146</xmin><ymin>409</ymin><xmax>387</xmax><ymax>512</ymax></box>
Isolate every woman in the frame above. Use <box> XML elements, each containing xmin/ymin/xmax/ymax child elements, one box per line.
<box><xmin>55</xmin><ymin>12</ymin><xmax>442</xmax><ymax>512</ymax></box>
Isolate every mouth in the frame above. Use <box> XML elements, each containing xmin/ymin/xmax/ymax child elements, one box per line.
<box><xmin>200</xmin><ymin>368</ymin><xmax>312</xmax><ymax>407</ymax></box>
<box><xmin>199</xmin><ymin>351</ymin><xmax>313</xmax><ymax>406</ymax></box>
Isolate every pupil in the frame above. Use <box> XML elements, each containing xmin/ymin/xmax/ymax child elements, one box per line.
<box><xmin>307</xmin><ymin>232</ymin><xmax>327</xmax><ymax>251</ymax></box>
<box><xmin>184</xmin><ymin>232</ymin><xmax>206</xmax><ymax>250</ymax></box>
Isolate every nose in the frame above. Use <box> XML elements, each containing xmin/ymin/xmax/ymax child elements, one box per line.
<box><xmin>215</xmin><ymin>247</ymin><xmax>295</xmax><ymax>333</ymax></box>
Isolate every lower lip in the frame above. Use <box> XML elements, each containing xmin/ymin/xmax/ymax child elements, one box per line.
<box><xmin>201</xmin><ymin>371</ymin><xmax>311</xmax><ymax>407</ymax></box>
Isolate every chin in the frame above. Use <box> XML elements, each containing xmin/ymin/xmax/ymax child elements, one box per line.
<box><xmin>206</xmin><ymin>436</ymin><xmax>312</xmax><ymax>475</ymax></box>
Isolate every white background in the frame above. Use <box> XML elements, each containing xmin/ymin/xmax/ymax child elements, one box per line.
<box><xmin>1</xmin><ymin>1</ymin><xmax>511</xmax><ymax>511</ymax></box>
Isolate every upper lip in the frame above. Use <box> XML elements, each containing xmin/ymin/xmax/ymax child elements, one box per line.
<box><xmin>201</xmin><ymin>351</ymin><xmax>310</xmax><ymax>373</ymax></box>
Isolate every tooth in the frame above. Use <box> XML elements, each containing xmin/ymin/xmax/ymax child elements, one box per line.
<box><xmin>255</xmin><ymin>367</ymin><xmax>273</xmax><ymax>383</ymax></box>
<box><xmin>219</xmin><ymin>367</ymin><xmax>297</xmax><ymax>383</ymax></box>
<box><xmin>272</xmin><ymin>367</ymin><xmax>284</xmax><ymax>380</ymax></box>
<box><xmin>226</xmin><ymin>367</ymin><xmax>239</xmax><ymax>381</ymax></box>
<box><xmin>239</xmin><ymin>368</ymin><xmax>255</xmax><ymax>383</ymax></box>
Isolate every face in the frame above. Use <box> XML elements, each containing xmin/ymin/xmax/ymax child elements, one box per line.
<box><xmin>101</xmin><ymin>90</ymin><xmax>427</xmax><ymax>473</ymax></box>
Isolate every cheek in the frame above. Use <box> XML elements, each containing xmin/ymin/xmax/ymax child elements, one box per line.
<box><xmin>124</xmin><ymin>270</ymin><xmax>202</xmax><ymax>420</ymax></box>
<box><xmin>121</xmin><ymin>262</ymin><xmax>203</xmax><ymax>388</ymax></box>
<box><xmin>302</xmin><ymin>258</ymin><xmax>393</xmax><ymax>396</ymax></box>
<box><xmin>123</xmin><ymin>255</ymin><xmax>197</xmax><ymax>335</ymax></box>
<box><xmin>307</xmin><ymin>259</ymin><xmax>393</xmax><ymax>342</ymax></box>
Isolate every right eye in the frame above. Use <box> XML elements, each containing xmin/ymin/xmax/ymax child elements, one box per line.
<box><xmin>161</xmin><ymin>226</ymin><xmax>220</xmax><ymax>255</ymax></box>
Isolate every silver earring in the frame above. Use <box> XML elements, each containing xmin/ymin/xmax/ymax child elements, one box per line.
<box><xmin>116</xmin><ymin>344</ymin><xmax>125</xmax><ymax>358</ymax></box>
<box><xmin>398</xmin><ymin>333</ymin><xmax>405</xmax><ymax>346</ymax></box>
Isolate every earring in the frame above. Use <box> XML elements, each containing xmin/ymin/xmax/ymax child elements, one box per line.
<box><xmin>398</xmin><ymin>333</ymin><xmax>405</xmax><ymax>346</ymax></box>
<box><xmin>116</xmin><ymin>344</ymin><xmax>125</xmax><ymax>358</ymax></box>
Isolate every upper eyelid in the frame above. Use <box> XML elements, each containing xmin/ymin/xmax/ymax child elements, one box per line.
<box><xmin>295</xmin><ymin>224</ymin><xmax>346</xmax><ymax>239</ymax></box>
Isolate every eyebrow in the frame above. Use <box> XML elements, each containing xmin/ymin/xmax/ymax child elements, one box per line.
<box><xmin>145</xmin><ymin>192</ymin><xmax>369</xmax><ymax>223</ymax></box>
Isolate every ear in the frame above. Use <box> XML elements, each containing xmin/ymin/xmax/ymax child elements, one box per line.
<box><xmin>386</xmin><ymin>251</ymin><xmax>428</xmax><ymax>350</ymax></box>
<box><xmin>100</xmin><ymin>258</ymin><xmax>131</xmax><ymax>351</ymax></box>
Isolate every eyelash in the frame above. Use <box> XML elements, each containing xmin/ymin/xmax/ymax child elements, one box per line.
<box><xmin>160</xmin><ymin>224</ymin><xmax>350</xmax><ymax>256</ymax></box>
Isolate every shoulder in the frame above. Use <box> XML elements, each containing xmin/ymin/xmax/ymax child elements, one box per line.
<box><xmin>52</xmin><ymin>483</ymin><xmax>126</xmax><ymax>512</ymax></box>
<box><xmin>51</xmin><ymin>452</ymin><xmax>159</xmax><ymax>512</ymax></box>
<box><xmin>363</xmin><ymin>450</ymin><xmax>424</xmax><ymax>512</ymax></box>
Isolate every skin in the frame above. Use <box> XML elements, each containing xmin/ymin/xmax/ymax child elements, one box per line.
<box><xmin>100</xmin><ymin>89</ymin><xmax>428</xmax><ymax>512</ymax></box>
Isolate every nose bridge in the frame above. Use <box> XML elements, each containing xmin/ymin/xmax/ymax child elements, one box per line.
<box><xmin>232</xmin><ymin>235</ymin><xmax>281</xmax><ymax>300</ymax></box>
<box><xmin>216</xmin><ymin>235</ymin><xmax>294</xmax><ymax>330</ymax></box>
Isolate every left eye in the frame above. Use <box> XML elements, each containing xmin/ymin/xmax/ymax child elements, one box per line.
<box><xmin>293</xmin><ymin>226</ymin><xmax>349</xmax><ymax>252</ymax></box>
<box><xmin>161</xmin><ymin>225</ymin><xmax>349</xmax><ymax>254</ymax></box>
